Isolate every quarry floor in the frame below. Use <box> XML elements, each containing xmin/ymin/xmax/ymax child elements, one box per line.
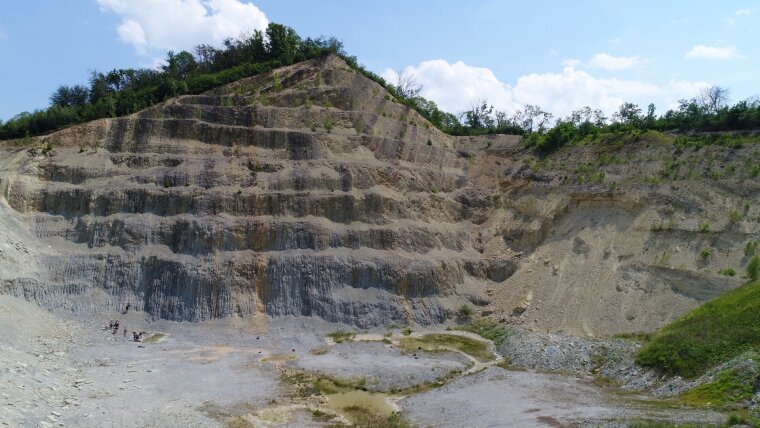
<box><xmin>0</xmin><ymin>296</ymin><xmax>725</xmax><ymax>428</ymax></box>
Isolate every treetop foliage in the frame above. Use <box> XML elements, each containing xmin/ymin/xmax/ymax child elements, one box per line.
<box><xmin>2</xmin><ymin>21</ymin><xmax>759</xmax><ymax>149</ymax></box>
<box><xmin>0</xmin><ymin>23</ymin><xmax>348</xmax><ymax>140</ymax></box>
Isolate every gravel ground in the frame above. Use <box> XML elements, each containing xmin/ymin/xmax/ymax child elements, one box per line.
<box><xmin>292</xmin><ymin>341</ymin><xmax>471</xmax><ymax>392</ymax></box>
<box><xmin>499</xmin><ymin>327</ymin><xmax>696</xmax><ymax>394</ymax></box>
<box><xmin>0</xmin><ymin>296</ymin><xmax>729</xmax><ymax>427</ymax></box>
<box><xmin>400</xmin><ymin>366</ymin><xmax>725</xmax><ymax>428</ymax></box>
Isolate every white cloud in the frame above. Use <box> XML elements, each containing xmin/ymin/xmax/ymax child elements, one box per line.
<box><xmin>382</xmin><ymin>60</ymin><xmax>517</xmax><ymax>115</ymax></box>
<box><xmin>117</xmin><ymin>20</ymin><xmax>147</xmax><ymax>53</ymax></box>
<box><xmin>685</xmin><ymin>44</ymin><xmax>743</xmax><ymax>60</ymax></box>
<box><xmin>587</xmin><ymin>53</ymin><xmax>645</xmax><ymax>70</ymax></box>
<box><xmin>728</xmin><ymin>9</ymin><xmax>752</xmax><ymax>26</ymax></box>
<box><xmin>97</xmin><ymin>0</ymin><xmax>268</xmax><ymax>55</ymax></box>
<box><xmin>382</xmin><ymin>60</ymin><xmax>708</xmax><ymax>119</ymax></box>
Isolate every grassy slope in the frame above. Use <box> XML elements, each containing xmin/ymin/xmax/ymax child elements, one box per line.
<box><xmin>636</xmin><ymin>280</ymin><xmax>760</xmax><ymax>379</ymax></box>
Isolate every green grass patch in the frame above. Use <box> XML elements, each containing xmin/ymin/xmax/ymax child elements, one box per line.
<box><xmin>453</xmin><ymin>319</ymin><xmax>513</xmax><ymax>349</ymax></box>
<box><xmin>679</xmin><ymin>356</ymin><xmax>760</xmax><ymax>407</ymax></box>
<box><xmin>399</xmin><ymin>333</ymin><xmax>493</xmax><ymax>362</ymax></box>
<box><xmin>327</xmin><ymin>329</ymin><xmax>355</xmax><ymax>343</ymax></box>
<box><xmin>636</xmin><ymin>280</ymin><xmax>760</xmax><ymax>379</ymax></box>
<box><xmin>339</xmin><ymin>405</ymin><xmax>412</xmax><ymax>428</ymax></box>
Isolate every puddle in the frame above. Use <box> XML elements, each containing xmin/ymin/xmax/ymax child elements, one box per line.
<box><xmin>326</xmin><ymin>390</ymin><xmax>395</xmax><ymax>417</ymax></box>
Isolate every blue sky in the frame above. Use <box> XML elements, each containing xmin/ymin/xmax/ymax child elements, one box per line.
<box><xmin>1</xmin><ymin>1</ymin><xmax>758</xmax><ymax>121</ymax></box>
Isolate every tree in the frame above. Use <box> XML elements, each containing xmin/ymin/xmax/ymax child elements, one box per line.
<box><xmin>194</xmin><ymin>44</ymin><xmax>218</xmax><ymax>71</ymax></box>
<box><xmin>88</xmin><ymin>71</ymin><xmax>111</xmax><ymax>104</ymax></box>
<box><xmin>163</xmin><ymin>51</ymin><xmax>197</xmax><ymax>79</ymax></box>
<box><xmin>265</xmin><ymin>23</ymin><xmax>300</xmax><ymax>63</ymax></box>
<box><xmin>395</xmin><ymin>72</ymin><xmax>422</xmax><ymax>99</ymax></box>
<box><xmin>699</xmin><ymin>86</ymin><xmax>730</xmax><ymax>114</ymax></box>
<box><xmin>643</xmin><ymin>103</ymin><xmax>657</xmax><ymax>128</ymax></box>
<box><xmin>462</xmin><ymin>100</ymin><xmax>494</xmax><ymax>129</ymax></box>
<box><xmin>614</xmin><ymin>102</ymin><xmax>643</xmax><ymax>126</ymax></box>
<box><xmin>50</xmin><ymin>85</ymin><xmax>89</xmax><ymax>108</ymax></box>
<box><xmin>517</xmin><ymin>104</ymin><xmax>553</xmax><ymax>133</ymax></box>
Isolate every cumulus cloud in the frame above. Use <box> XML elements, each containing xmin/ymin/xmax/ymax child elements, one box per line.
<box><xmin>97</xmin><ymin>0</ymin><xmax>268</xmax><ymax>55</ymax></box>
<box><xmin>587</xmin><ymin>53</ymin><xmax>645</xmax><ymax>71</ymax></box>
<box><xmin>685</xmin><ymin>44</ymin><xmax>743</xmax><ymax>61</ymax></box>
<box><xmin>382</xmin><ymin>60</ymin><xmax>517</xmax><ymax>114</ymax></box>
<box><xmin>383</xmin><ymin>60</ymin><xmax>708</xmax><ymax>119</ymax></box>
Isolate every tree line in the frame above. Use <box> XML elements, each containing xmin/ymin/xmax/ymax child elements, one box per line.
<box><xmin>402</xmin><ymin>85</ymin><xmax>760</xmax><ymax>152</ymax></box>
<box><xmin>2</xmin><ymin>22</ymin><xmax>760</xmax><ymax>151</ymax></box>
<box><xmin>0</xmin><ymin>23</ymin><xmax>346</xmax><ymax>140</ymax></box>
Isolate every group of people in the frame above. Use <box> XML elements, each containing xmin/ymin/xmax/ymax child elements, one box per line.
<box><xmin>103</xmin><ymin>320</ymin><xmax>146</xmax><ymax>342</ymax></box>
<box><xmin>103</xmin><ymin>304</ymin><xmax>144</xmax><ymax>342</ymax></box>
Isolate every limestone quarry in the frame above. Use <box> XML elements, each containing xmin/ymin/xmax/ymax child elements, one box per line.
<box><xmin>1</xmin><ymin>54</ymin><xmax>756</xmax><ymax>426</ymax></box>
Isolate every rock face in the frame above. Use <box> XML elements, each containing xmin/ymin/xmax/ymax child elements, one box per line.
<box><xmin>0</xmin><ymin>55</ymin><xmax>509</xmax><ymax>327</ymax></box>
<box><xmin>0</xmin><ymin>54</ymin><xmax>754</xmax><ymax>334</ymax></box>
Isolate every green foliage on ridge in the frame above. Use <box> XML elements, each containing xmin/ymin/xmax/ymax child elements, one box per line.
<box><xmin>636</xmin><ymin>280</ymin><xmax>760</xmax><ymax>379</ymax></box>
<box><xmin>3</xmin><ymin>21</ymin><xmax>760</xmax><ymax>149</ymax></box>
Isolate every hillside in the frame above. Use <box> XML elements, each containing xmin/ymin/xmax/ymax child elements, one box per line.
<box><xmin>1</xmin><ymin>54</ymin><xmax>758</xmax><ymax>336</ymax></box>
<box><xmin>637</xmin><ymin>279</ymin><xmax>760</xmax><ymax>378</ymax></box>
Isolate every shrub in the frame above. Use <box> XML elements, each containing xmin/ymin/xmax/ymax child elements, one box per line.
<box><xmin>327</xmin><ymin>329</ymin><xmax>355</xmax><ymax>343</ymax></box>
<box><xmin>718</xmin><ymin>268</ymin><xmax>736</xmax><ymax>277</ymax></box>
<box><xmin>699</xmin><ymin>221</ymin><xmax>710</xmax><ymax>233</ymax></box>
<box><xmin>272</xmin><ymin>73</ymin><xmax>283</xmax><ymax>92</ymax></box>
<box><xmin>745</xmin><ymin>241</ymin><xmax>758</xmax><ymax>257</ymax></box>
<box><xmin>729</xmin><ymin>210</ymin><xmax>742</xmax><ymax>224</ymax></box>
<box><xmin>457</xmin><ymin>304</ymin><xmax>473</xmax><ymax>320</ymax></box>
<box><xmin>699</xmin><ymin>248</ymin><xmax>712</xmax><ymax>259</ymax></box>
<box><xmin>323</xmin><ymin>119</ymin><xmax>333</xmax><ymax>133</ymax></box>
<box><xmin>455</xmin><ymin>320</ymin><xmax>513</xmax><ymax>349</ymax></box>
<box><xmin>748</xmin><ymin>256</ymin><xmax>760</xmax><ymax>281</ymax></box>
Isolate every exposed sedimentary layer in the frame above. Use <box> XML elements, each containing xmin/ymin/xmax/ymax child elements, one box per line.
<box><xmin>0</xmin><ymin>55</ymin><xmax>505</xmax><ymax>327</ymax></box>
<box><xmin>1</xmin><ymin>54</ymin><xmax>753</xmax><ymax>334</ymax></box>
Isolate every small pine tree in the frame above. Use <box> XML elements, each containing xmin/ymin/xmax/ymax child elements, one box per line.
<box><xmin>747</xmin><ymin>255</ymin><xmax>760</xmax><ymax>281</ymax></box>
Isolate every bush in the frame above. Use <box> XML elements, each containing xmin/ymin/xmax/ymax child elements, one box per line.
<box><xmin>455</xmin><ymin>319</ymin><xmax>513</xmax><ymax>349</ymax></box>
<box><xmin>748</xmin><ymin>256</ymin><xmax>760</xmax><ymax>281</ymax></box>
<box><xmin>457</xmin><ymin>304</ymin><xmax>473</xmax><ymax>320</ymax></box>
<box><xmin>272</xmin><ymin>73</ymin><xmax>283</xmax><ymax>92</ymax></box>
<box><xmin>745</xmin><ymin>241</ymin><xmax>758</xmax><ymax>257</ymax></box>
<box><xmin>718</xmin><ymin>268</ymin><xmax>736</xmax><ymax>277</ymax></box>
<box><xmin>699</xmin><ymin>248</ymin><xmax>712</xmax><ymax>259</ymax></box>
<box><xmin>327</xmin><ymin>329</ymin><xmax>355</xmax><ymax>343</ymax></box>
<box><xmin>729</xmin><ymin>210</ymin><xmax>742</xmax><ymax>224</ymax></box>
